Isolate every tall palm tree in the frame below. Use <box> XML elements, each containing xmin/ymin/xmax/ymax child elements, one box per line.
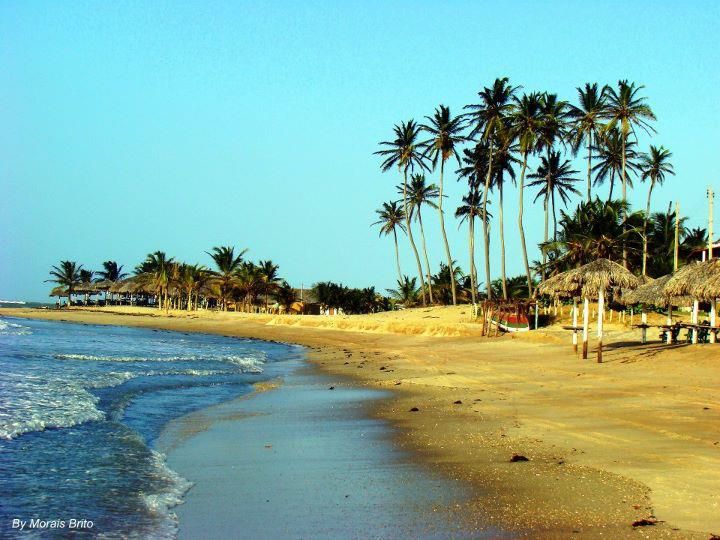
<box><xmin>47</xmin><ymin>261</ymin><xmax>83</xmax><ymax>308</ymax></box>
<box><xmin>602</xmin><ymin>80</ymin><xmax>656</xmax><ymax>267</ymax></box>
<box><xmin>258</xmin><ymin>260</ymin><xmax>281</xmax><ymax>310</ymax></box>
<box><xmin>236</xmin><ymin>261</ymin><xmax>263</xmax><ymax>312</ymax></box>
<box><xmin>455</xmin><ymin>182</ymin><xmax>491</xmax><ymax>304</ymax></box>
<box><xmin>528</xmin><ymin>150</ymin><xmax>581</xmax><ymax>245</ymax></box>
<box><xmin>137</xmin><ymin>251</ymin><xmax>175</xmax><ymax>310</ymax></box>
<box><xmin>508</xmin><ymin>92</ymin><xmax>544</xmax><ymax>296</ymax></box>
<box><xmin>206</xmin><ymin>246</ymin><xmax>246</xmax><ymax>310</ymax></box>
<box><xmin>372</xmin><ymin>201</ymin><xmax>406</xmax><ymax>283</ymax></box>
<box><xmin>457</xmin><ymin>142</ymin><xmax>490</xmax><ymax>304</ymax></box>
<box><xmin>592</xmin><ymin>128</ymin><xmax>640</xmax><ymax>201</ymax></box>
<box><xmin>465</xmin><ymin>77</ymin><xmax>518</xmax><ymax>299</ymax></box>
<box><xmin>490</xmin><ymin>132</ymin><xmax>519</xmax><ymax>299</ymax></box>
<box><xmin>400</xmin><ymin>174</ymin><xmax>439</xmax><ymax>301</ymax></box>
<box><xmin>421</xmin><ymin>105</ymin><xmax>467</xmax><ymax>305</ymax></box>
<box><xmin>639</xmin><ymin>145</ymin><xmax>675</xmax><ymax>276</ymax></box>
<box><xmin>568</xmin><ymin>83</ymin><xmax>607</xmax><ymax>201</ymax></box>
<box><xmin>375</xmin><ymin>120</ymin><xmax>429</xmax><ymax>305</ymax></box>
<box><xmin>96</xmin><ymin>261</ymin><xmax>127</xmax><ymax>282</ymax></box>
<box><xmin>178</xmin><ymin>263</ymin><xmax>210</xmax><ymax>311</ymax></box>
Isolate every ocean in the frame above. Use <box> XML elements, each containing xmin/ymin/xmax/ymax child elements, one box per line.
<box><xmin>0</xmin><ymin>316</ymin><xmax>301</xmax><ymax>538</ymax></box>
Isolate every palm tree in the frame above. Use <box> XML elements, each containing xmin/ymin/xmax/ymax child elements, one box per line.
<box><xmin>568</xmin><ymin>83</ymin><xmax>607</xmax><ymax>201</ymax></box>
<box><xmin>490</xmin><ymin>132</ymin><xmax>519</xmax><ymax>299</ymax></box>
<box><xmin>508</xmin><ymin>92</ymin><xmax>544</xmax><ymax>297</ymax></box>
<box><xmin>178</xmin><ymin>263</ymin><xmax>210</xmax><ymax>310</ymax></box>
<box><xmin>592</xmin><ymin>128</ymin><xmax>640</xmax><ymax>201</ymax></box>
<box><xmin>386</xmin><ymin>276</ymin><xmax>420</xmax><ymax>307</ymax></box>
<box><xmin>431</xmin><ymin>261</ymin><xmax>466</xmax><ymax>305</ymax></box>
<box><xmin>372</xmin><ymin>201</ymin><xmax>406</xmax><ymax>283</ymax></box>
<box><xmin>455</xmin><ymin>180</ymin><xmax>490</xmax><ymax>304</ymax></box>
<box><xmin>236</xmin><ymin>261</ymin><xmax>263</xmax><ymax>312</ymax></box>
<box><xmin>465</xmin><ymin>77</ymin><xmax>518</xmax><ymax>299</ymax></box>
<box><xmin>258</xmin><ymin>260</ymin><xmax>281</xmax><ymax>310</ymax></box>
<box><xmin>401</xmin><ymin>174</ymin><xmax>439</xmax><ymax>302</ymax></box>
<box><xmin>639</xmin><ymin>145</ymin><xmax>675</xmax><ymax>276</ymax></box>
<box><xmin>376</xmin><ymin>120</ymin><xmax>429</xmax><ymax>305</ymax></box>
<box><xmin>137</xmin><ymin>251</ymin><xmax>175</xmax><ymax>310</ymax></box>
<box><xmin>47</xmin><ymin>261</ymin><xmax>83</xmax><ymax>308</ymax></box>
<box><xmin>206</xmin><ymin>246</ymin><xmax>246</xmax><ymax>310</ymax></box>
<box><xmin>421</xmin><ymin>105</ymin><xmax>467</xmax><ymax>305</ymax></box>
<box><xmin>647</xmin><ymin>204</ymin><xmax>686</xmax><ymax>276</ymax></box>
<box><xmin>602</xmin><ymin>80</ymin><xmax>656</xmax><ymax>267</ymax></box>
<box><xmin>274</xmin><ymin>281</ymin><xmax>297</xmax><ymax>312</ymax></box>
<box><xmin>96</xmin><ymin>261</ymin><xmax>127</xmax><ymax>282</ymax></box>
<box><xmin>528</xmin><ymin>150</ymin><xmax>581</xmax><ymax>246</ymax></box>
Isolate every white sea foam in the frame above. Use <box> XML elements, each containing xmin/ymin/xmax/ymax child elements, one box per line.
<box><xmin>0</xmin><ymin>319</ymin><xmax>32</xmax><ymax>335</ymax></box>
<box><xmin>54</xmin><ymin>353</ymin><xmax>265</xmax><ymax>373</ymax></box>
<box><xmin>140</xmin><ymin>451</ymin><xmax>194</xmax><ymax>539</ymax></box>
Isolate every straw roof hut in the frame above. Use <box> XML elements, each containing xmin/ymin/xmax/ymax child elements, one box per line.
<box><xmin>692</xmin><ymin>259</ymin><xmax>720</xmax><ymax>301</ymax></box>
<box><xmin>664</xmin><ymin>262</ymin><xmax>706</xmax><ymax>300</ymax></box>
<box><xmin>539</xmin><ymin>259</ymin><xmax>640</xmax><ymax>362</ymax></box>
<box><xmin>109</xmin><ymin>275</ymin><xmax>151</xmax><ymax>295</ymax></box>
<box><xmin>622</xmin><ymin>274</ymin><xmax>693</xmax><ymax>307</ymax></box>
<box><xmin>49</xmin><ymin>285</ymin><xmax>67</xmax><ymax>297</ymax></box>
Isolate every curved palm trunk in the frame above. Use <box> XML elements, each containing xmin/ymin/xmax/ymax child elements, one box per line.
<box><xmin>468</xmin><ymin>215</ymin><xmax>477</xmax><ymax>305</ymax></box>
<box><xmin>542</xmin><ymin>190</ymin><xmax>549</xmax><ymax>281</ymax></box>
<box><xmin>392</xmin><ymin>229</ymin><xmax>403</xmax><ymax>283</ymax></box>
<box><xmin>621</xmin><ymin>135</ymin><xmax>628</xmax><ymax>268</ymax></box>
<box><xmin>498</xmin><ymin>180</ymin><xmax>508</xmax><ymax>300</ymax></box>
<box><xmin>586</xmin><ymin>134</ymin><xmax>593</xmax><ymax>201</ymax></box>
<box><xmin>608</xmin><ymin>171</ymin><xmax>615</xmax><ymax>202</ymax></box>
<box><xmin>402</xmin><ymin>168</ymin><xmax>427</xmax><ymax>305</ymax></box>
<box><xmin>482</xmin><ymin>142</ymin><xmax>494</xmax><ymax>299</ymax></box>
<box><xmin>642</xmin><ymin>182</ymin><xmax>654</xmax><ymax>276</ymax></box>
<box><xmin>552</xmin><ymin>189</ymin><xmax>557</xmax><ymax>241</ymax></box>
<box><xmin>437</xmin><ymin>160</ymin><xmax>456</xmax><ymax>305</ymax></box>
<box><xmin>416</xmin><ymin>209</ymin><xmax>434</xmax><ymax>303</ymax></box>
<box><xmin>518</xmin><ymin>153</ymin><xmax>534</xmax><ymax>297</ymax></box>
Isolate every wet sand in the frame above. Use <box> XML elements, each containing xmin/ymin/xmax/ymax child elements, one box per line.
<box><xmin>4</xmin><ymin>306</ymin><xmax>719</xmax><ymax>538</ymax></box>
<box><xmin>160</xmin><ymin>359</ymin><xmax>500</xmax><ymax>539</ymax></box>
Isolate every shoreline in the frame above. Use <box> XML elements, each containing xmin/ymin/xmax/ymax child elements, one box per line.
<box><xmin>3</xmin><ymin>306</ymin><xmax>718</xmax><ymax>538</ymax></box>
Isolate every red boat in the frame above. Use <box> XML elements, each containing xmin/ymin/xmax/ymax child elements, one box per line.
<box><xmin>490</xmin><ymin>311</ymin><xmax>530</xmax><ymax>333</ymax></box>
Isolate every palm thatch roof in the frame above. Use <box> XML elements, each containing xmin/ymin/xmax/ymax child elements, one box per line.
<box><xmin>538</xmin><ymin>259</ymin><xmax>640</xmax><ymax>300</ymax></box>
<box><xmin>667</xmin><ymin>259</ymin><xmax>720</xmax><ymax>302</ymax></box>
<box><xmin>620</xmin><ymin>274</ymin><xmax>692</xmax><ymax>307</ymax></box>
<box><xmin>49</xmin><ymin>285</ymin><xmax>67</xmax><ymax>297</ymax></box>
<box><xmin>93</xmin><ymin>279</ymin><xmax>114</xmax><ymax>291</ymax></box>
<box><xmin>109</xmin><ymin>275</ymin><xmax>152</xmax><ymax>294</ymax></box>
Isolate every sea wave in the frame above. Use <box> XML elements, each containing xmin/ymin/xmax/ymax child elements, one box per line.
<box><xmin>0</xmin><ymin>319</ymin><xmax>32</xmax><ymax>335</ymax></box>
<box><xmin>54</xmin><ymin>353</ymin><xmax>265</xmax><ymax>372</ymax></box>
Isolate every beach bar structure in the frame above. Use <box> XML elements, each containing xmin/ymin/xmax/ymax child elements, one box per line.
<box><xmin>539</xmin><ymin>259</ymin><xmax>639</xmax><ymax>362</ymax></box>
<box><xmin>665</xmin><ymin>259</ymin><xmax>720</xmax><ymax>344</ymax></box>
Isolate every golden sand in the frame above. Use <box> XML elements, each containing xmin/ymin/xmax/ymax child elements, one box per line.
<box><xmin>4</xmin><ymin>305</ymin><xmax>718</xmax><ymax>538</ymax></box>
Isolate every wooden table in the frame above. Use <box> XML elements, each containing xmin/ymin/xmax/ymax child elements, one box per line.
<box><xmin>632</xmin><ymin>323</ymin><xmax>651</xmax><ymax>344</ymax></box>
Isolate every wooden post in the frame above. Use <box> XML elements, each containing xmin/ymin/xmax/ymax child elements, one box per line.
<box><xmin>692</xmin><ymin>300</ymin><xmax>699</xmax><ymax>344</ymax></box>
<box><xmin>641</xmin><ymin>311</ymin><xmax>647</xmax><ymax>344</ymax></box>
<box><xmin>711</xmin><ymin>299</ymin><xmax>717</xmax><ymax>344</ymax></box>
<box><xmin>709</xmin><ymin>187</ymin><xmax>714</xmax><ymax>260</ymax></box>
<box><xmin>597</xmin><ymin>289</ymin><xmax>605</xmax><ymax>363</ymax></box>
<box><xmin>630</xmin><ymin>307</ymin><xmax>634</xmax><ymax>326</ymax></box>
<box><xmin>582</xmin><ymin>297</ymin><xmax>589</xmax><ymax>359</ymax></box>
<box><xmin>572</xmin><ymin>298</ymin><xmax>578</xmax><ymax>353</ymax></box>
<box><xmin>534</xmin><ymin>302</ymin><xmax>539</xmax><ymax>330</ymax></box>
<box><xmin>666</xmin><ymin>304</ymin><xmax>673</xmax><ymax>344</ymax></box>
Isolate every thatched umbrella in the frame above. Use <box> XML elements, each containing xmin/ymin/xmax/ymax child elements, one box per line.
<box><xmin>666</xmin><ymin>260</ymin><xmax>720</xmax><ymax>343</ymax></box>
<box><xmin>540</xmin><ymin>259</ymin><xmax>640</xmax><ymax>362</ymax></box>
<box><xmin>538</xmin><ymin>273</ymin><xmax>583</xmax><ymax>352</ymax></box>
<box><xmin>49</xmin><ymin>285</ymin><xmax>67</xmax><ymax>306</ymax></box>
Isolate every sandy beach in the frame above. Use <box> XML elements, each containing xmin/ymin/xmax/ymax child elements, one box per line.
<box><xmin>3</xmin><ymin>306</ymin><xmax>718</xmax><ymax>539</ymax></box>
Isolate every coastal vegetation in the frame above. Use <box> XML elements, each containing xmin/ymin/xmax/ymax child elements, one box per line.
<box><xmin>374</xmin><ymin>78</ymin><xmax>703</xmax><ymax>304</ymax></box>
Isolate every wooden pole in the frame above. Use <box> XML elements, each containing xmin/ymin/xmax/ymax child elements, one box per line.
<box><xmin>597</xmin><ymin>289</ymin><xmax>605</xmax><ymax>363</ymax></box>
<box><xmin>711</xmin><ymin>299</ymin><xmax>717</xmax><ymax>344</ymax></box>
<box><xmin>572</xmin><ymin>298</ymin><xmax>578</xmax><ymax>352</ymax></box>
<box><xmin>534</xmin><ymin>302</ymin><xmax>539</xmax><ymax>330</ymax></box>
<box><xmin>674</xmin><ymin>201</ymin><xmax>680</xmax><ymax>271</ymax></box>
<box><xmin>641</xmin><ymin>310</ymin><xmax>647</xmax><ymax>344</ymax></box>
<box><xmin>582</xmin><ymin>297</ymin><xmax>589</xmax><ymax>359</ymax></box>
<box><xmin>692</xmin><ymin>300</ymin><xmax>699</xmax><ymax>344</ymax></box>
<box><xmin>708</xmin><ymin>186</ymin><xmax>714</xmax><ymax>260</ymax></box>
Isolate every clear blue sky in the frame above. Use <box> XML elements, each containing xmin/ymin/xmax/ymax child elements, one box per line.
<box><xmin>1</xmin><ymin>0</ymin><xmax>718</xmax><ymax>302</ymax></box>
